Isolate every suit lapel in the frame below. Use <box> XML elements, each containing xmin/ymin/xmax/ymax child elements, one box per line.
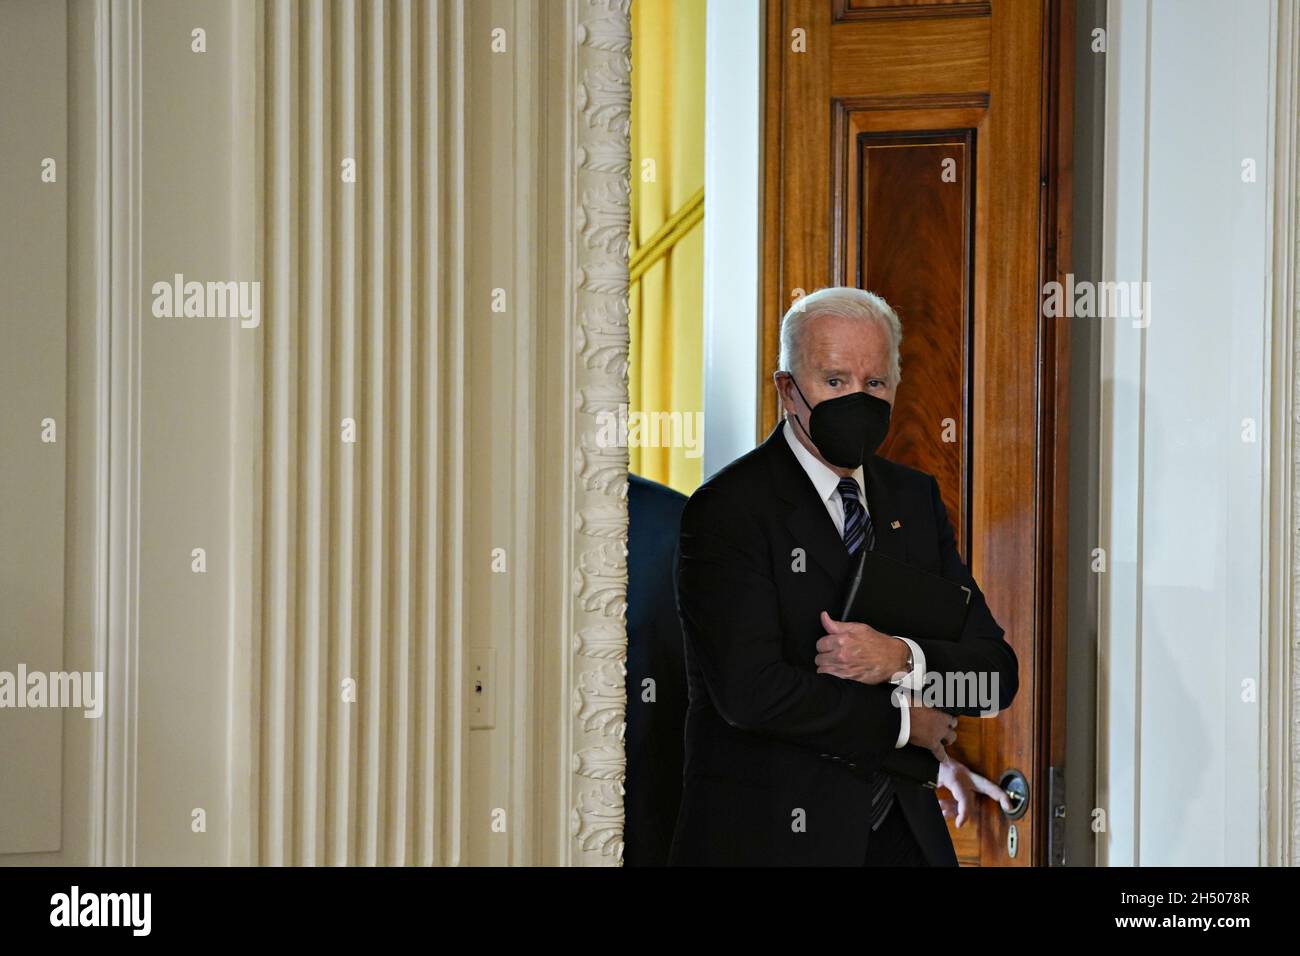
<box><xmin>764</xmin><ymin>422</ymin><xmax>912</xmax><ymax>580</ymax></box>
<box><xmin>783</xmin><ymin>492</ymin><xmax>852</xmax><ymax>586</ymax></box>
<box><xmin>863</xmin><ymin>454</ymin><xmax>908</xmax><ymax>564</ymax></box>
<box><xmin>765</xmin><ymin>422</ymin><xmax>851</xmax><ymax>587</ymax></box>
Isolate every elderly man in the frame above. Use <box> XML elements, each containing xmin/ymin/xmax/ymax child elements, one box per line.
<box><xmin>668</xmin><ymin>286</ymin><xmax>1019</xmax><ymax>866</ymax></box>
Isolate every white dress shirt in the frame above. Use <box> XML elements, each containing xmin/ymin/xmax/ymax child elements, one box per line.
<box><xmin>782</xmin><ymin>420</ymin><xmax>926</xmax><ymax>749</ymax></box>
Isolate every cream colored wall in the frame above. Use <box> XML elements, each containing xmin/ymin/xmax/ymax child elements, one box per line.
<box><xmin>0</xmin><ymin>0</ymin><xmax>69</xmax><ymax>857</ymax></box>
<box><xmin>1</xmin><ymin>0</ymin><xmax>632</xmax><ymax>867</ymax></box>
<box><xmin>1096</xmin><ymin>0</ymin><xmax>1291</xmax><ymax>866</ymax></box>
<box><xmin>1</xmin><ymin>0</ymin><xmax>257</xmax><ymax>866</ymax></box>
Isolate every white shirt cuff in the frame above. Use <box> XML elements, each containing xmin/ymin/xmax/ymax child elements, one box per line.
<box><xmin>894</xmin><ymin>693</ymin><xmax>909</xmax><ymax>748</ymax></box>
<box><xmin>888</xmin><ymin>636</ymin><xmax>926</xmax><ymax>693</ymax></box>
<box><xmin>889</xmin><ymin>637</ymin><xmax>924</xmax><ymax>749</ymax></box>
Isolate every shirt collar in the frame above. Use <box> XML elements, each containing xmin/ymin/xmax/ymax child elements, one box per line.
<box><xmin>782</xmin><ymin>417</ymin><xmax>867</xmax><ymax>512</ymax></box>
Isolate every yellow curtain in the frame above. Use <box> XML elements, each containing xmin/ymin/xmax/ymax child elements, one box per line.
<box><xmin>629</xmin><ymin>0</ymin><xmax>705</xmax><ymax>494</ymax></box>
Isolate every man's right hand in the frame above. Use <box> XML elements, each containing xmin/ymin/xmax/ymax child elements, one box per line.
<box><xmin>907</xmin><ymin>705</ymin><xmax>957</xmax><ymax>752</ymax></box>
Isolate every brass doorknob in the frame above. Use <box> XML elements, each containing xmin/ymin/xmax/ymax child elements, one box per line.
<box><xmin>997</xmin><ymin>768</ymin><xmax>1029</xmax><ymax>821</ymax></box>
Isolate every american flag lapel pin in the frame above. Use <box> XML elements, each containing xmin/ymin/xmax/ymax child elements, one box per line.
<box><xmin>890</xmin><ymin>519</ymin><xmax>902</xmax><ymax>530</ymax></box>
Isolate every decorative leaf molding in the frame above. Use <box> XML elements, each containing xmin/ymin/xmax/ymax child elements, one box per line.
<box><xmin>571</xmin><ymin>0</ymin><xmax>632</xmax><ymax>865</ymax></box>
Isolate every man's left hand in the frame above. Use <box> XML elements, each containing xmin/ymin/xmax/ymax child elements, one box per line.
<box><xmin>934</xmin><ymin>748</ymin><xmax>1012</xmax><ymax>827</ymax></box>
<box><xmin>814</xmin><ymin>611</ymin><xmax>911</xmax><ymax>684</ymax></box>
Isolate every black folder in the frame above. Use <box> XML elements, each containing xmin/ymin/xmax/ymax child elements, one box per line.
<box><xmin>836</xmin><ymin>549</ymin><xmax>974</xmax><ymax>788</ymax></box>
<box><xmin>838</xmin><ymin>548</ymin><xmax>972</xmax><ymax>643</ymax></box>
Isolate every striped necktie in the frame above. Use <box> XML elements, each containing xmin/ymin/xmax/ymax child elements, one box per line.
<box><xmin>837</xmin><ymin>477</ymin><xmax>895</xmax><ymax>832</ymax></box>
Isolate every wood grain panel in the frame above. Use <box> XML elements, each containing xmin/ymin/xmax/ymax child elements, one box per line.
<box><xmin>835</xmin><ymin>101</ymin><xmax>987</xmax><ymax>282</ymax></box>
<box><xmin>780</xmin><ymin>0</ymin><xmax>833</xmax><ymax>304</ymax></box>
<box><xmin>829</xmin><ymin>16</ymin><xmax>989</xmax><ymax>97</ymax></box>
<box><xmin>856</xmin><ymin>133</ymin><xmax>972</xmax><ymax>558</ymax></box>
<box><xmin>836</xmin><ymin>0</ymin><xmax>991</xmax><ymax>21</ymax></box>
<box><xmin>968</xmin><ymin>0</ymin><xmax>1045</xmax><ymax>868</ymax></box>
<box><xmin>1039</xmin><ymin>0</ymin><xmax>1073</xmax><ymax>867</ymax></box>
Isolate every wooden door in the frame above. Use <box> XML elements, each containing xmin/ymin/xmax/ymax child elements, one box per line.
<box><xmin>761</xmin><ymin>0</ymin><xmax>1072</xmax><ymax>866</ymax></box>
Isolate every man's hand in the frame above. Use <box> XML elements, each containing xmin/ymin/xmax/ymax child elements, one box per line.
<box><xmin>814</xmin><ymin>611</ymin><xmax>910</xmax><ymax>684</ymax></box>
<box><xmin>907</xmin><ymin>705</ymin><xmax>957</xmax><ymax>752</ymax></box>
<box><xmin>934</xmin><ymin>748</ymin><xmax>1012</xmax><ymax>827</ymax></box>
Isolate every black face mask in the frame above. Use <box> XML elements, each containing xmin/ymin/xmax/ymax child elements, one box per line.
<box><xmin>786</xmin><ymin>374</ymin><xmax>892</xmax><ymax>469</ymax></box>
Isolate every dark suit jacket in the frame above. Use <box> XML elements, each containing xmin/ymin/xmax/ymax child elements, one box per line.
<box><xmin>668</xmin><ymin>421</ymin><xmax>1019</xmax><ymax>866</ymax></box>
<box><xmin>623</xmin><ymin>474</ymin><xmax>689</xmax><ymax>867</ymax></box>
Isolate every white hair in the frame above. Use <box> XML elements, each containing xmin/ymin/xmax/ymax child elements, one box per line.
<box><xmin>777</xmin><ymin>287</ymin><xmax>903</xmax><ymax>385</ymax></box>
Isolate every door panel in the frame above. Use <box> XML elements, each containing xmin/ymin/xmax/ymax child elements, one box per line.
<box><xmin>854</xmin><ymin>129</ymin><xmax>972</xmax><ymax>554</ymax></box>
<box><xmin>762</xmin><ymin>0</ymin><xmax>1070</xmax><ymax>866</ymax></box>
